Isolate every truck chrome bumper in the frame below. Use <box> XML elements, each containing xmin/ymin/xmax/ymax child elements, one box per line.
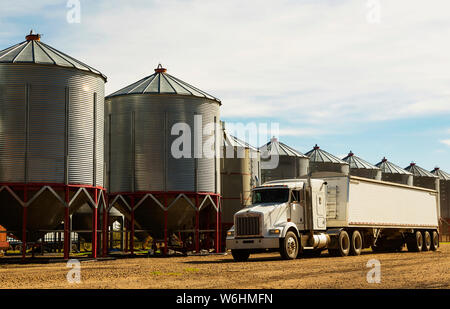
<box><xmin>226</xmin><ymin>237</ymin><xmax>280</xmax><ymax>250</ymax></box>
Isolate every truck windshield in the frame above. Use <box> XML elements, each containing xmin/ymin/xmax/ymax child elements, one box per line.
<box><xmin>252</xmin><ymin>188</ymin><xmax>289</xmax><ymax>204</ymax></box>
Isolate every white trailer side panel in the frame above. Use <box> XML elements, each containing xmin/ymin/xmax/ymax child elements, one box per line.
<box><xmin>325</xmin><ymin>176</ymin><xmax>439</xmax><ymax>229</ymax></box>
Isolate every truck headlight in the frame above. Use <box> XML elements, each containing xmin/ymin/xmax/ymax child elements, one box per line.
<box><xmin>269</xmin><ymin>229</ymin><xmax>281</xmax><ymax>235</ymax></box>
<box><xmin>227</xmin><ymin>230</ymin><xmax>234</xmax><ymax>237</ymax></box>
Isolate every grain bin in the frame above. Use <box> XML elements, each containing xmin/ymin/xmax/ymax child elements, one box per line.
<box><xmin>375</xmin><ymin>157</ymin><xmax>413</xmax><ymax>186</ymax></box>
<box><xmin>431</xmin><ymin>167</ymin><xmax>450</xmax><ymax>241</ymax></box>
<box><xmin>221</xmin><ymin>125</ymin><xmax>260</xmax><ymax>231</ymax></box>
<box><xmin>342</xmin><ymin>151</ymin><xmax>381</xmax><ymax>180</ymax></box>
<box><xmin>0</xmin><ymin>32</ymin><xmax>107</xmax><ymax>258</ymax></box>
<box><xmin>259</xmin><ymin>137</ymin><xmax>309</xmax><ymax>183</ymax></box>
<box><xmin>106</xmin><ymin>65</ymin><xmax>222</xmax><ymax>253</ymax></box>
<box><xmin>305</xmin><ymin>145</ymin><xmax>349</xmax><ymax>177</ymax></box>
<box><xmin>404</xmin><ymin>163</ymin><xmax>438</xmax><ymax>190</ymax></box>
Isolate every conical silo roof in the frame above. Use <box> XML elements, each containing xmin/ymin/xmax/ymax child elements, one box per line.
<box><xmin>223</xmin><ymin>131</ymin><xmax>258</xmax><ymax>152</ymax></box>
<box><xmin>106</xmin><ymin>64</ymin><xmax>220</xmax><ymax>103</ymax></box>
<box><xmin>431</xmin><ymin>167</ymin><xmax>450</xmax><ymax>180</ymax></box>
<box><xmin>375</xmin><ymin>157</ymin><xmax>412</xmax><ymax>175</ymax></box>
<box><xmin>0</xmin><ymin>31</ymin><xmax>106</xmax><ymax>81</ymax></box>
<box><xmin>342</xmin><ymin>151</ymin><xmax>379</xmax><ymax>170</ymax></box>
<box><xmin>404</xmin><ymin>163</ymin><xmax>437</xmax><ymax>178</ymax></box>
<box><xmin>304</xmin><ymin>144</ymin><xmax>348</xmax><ymax>164</ymax></box>
<box><xmin>259</xmin><ymin>137</ymin><xmax>307</xmax><ymax>157</ymax></box>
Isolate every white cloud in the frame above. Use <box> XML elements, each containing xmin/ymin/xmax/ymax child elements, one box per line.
<box><xmin>440</xmin><ymin>139</ymin><xmax>450</xmax><ymax>146</ymax></box>
<box><xmin>3</xmin><ymin>0</ymin><xmax>450</xmax><ymax>126</ymax></box>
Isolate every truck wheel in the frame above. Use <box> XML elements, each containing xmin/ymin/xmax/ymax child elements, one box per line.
<box><xmin>330</xmin><ymin>231</ymin><xmax>350</xmax><ymax>257</ymax></box>
<box><xmin>350</xmin><ymin>230</ymin><xmax>362</xmax><ymax>256</ymax></box>
<box><xmin>280</xmin><ymin>231</ymin><xmax>299</xmax><ymax>260</ymax></box>
<box><xmin>231</xmin><ymin>249</ymin><xmax>250</xmax><ymax>262</ymax></box>
<box><xmin>406</xmin><ymin>231</ymin><xmax>423</xmax><ymax>252</ymax></box>
<box><xmin>422</xmin><ymin>231</ymin><xmax>431</xmax><ymax>251</ymax></box>
<box><xmin>430</xmin><ymin>231</ymin><xmax>439</xmax><ymax>251</ymax></box>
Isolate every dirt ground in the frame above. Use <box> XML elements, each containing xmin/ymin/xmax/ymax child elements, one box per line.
<box><xmin>0</xmin><ymin>243</ymin><xmax>448</xmax><ymax>289</ymax></box>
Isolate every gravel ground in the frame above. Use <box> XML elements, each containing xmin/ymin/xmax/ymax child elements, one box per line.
<box><xmin>0</xmin><ymin>243</ymin><xmax>448</xmax><ymax>289</ymax></box>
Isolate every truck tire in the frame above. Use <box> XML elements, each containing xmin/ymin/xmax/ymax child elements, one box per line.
<box><xmin>406</xmin><ymin>231</ymin><xmax>423</xmax><ymax>252</ymax></box>
<box><xmin>329</xmin><ymin>231</ymin><xmax>350</xmax><ymax>257</ymax></box>
<box><xmin>231</xmin><ymin>249</ymin><xmax>250</xmax><ymax>262</ymax></box>
<box><xmin>430</xmin><ymin>231</ymin><xmax>439</xmax><ymax>251</ymax></box>
<box><xmin>350</xmin><ymin>230</ymin><xmax>362</xmax><ymax>256</ymax></box>
<box><xmin>280</xmin><ymin>231</ymin><xmax>299</xmax><ymax>260</ymax></box>
<box><xmin>422</xmin><ymin>231</ymin><xmax>431</xmax><ymax>251</ymax></box>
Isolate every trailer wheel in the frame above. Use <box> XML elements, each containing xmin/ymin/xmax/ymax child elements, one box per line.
<box><xmin>350</xmin><ymin>230</ymin><xmax>362</xmax><ymax>256</ymax></box>
<box><xmin>280</xmin><ymin>231</ymin><xmax>299</xmax><ymax>260</ymax></box>
<box><xmin>422</xmin><ymin>231</ymin><xmax>431</xmax><ymax>251</ymax></box>
<box><xmin>231</xmin><ymin>249</ymin><xmax>250</xmax><ymax>262</ymax></box>
<box><xmin>430</xmin><ymin>231</ymin><xmax>439</xmax><ymax>251</ymax></box>
<box><xmin>406</xmin><ymin>231</ymin><xmax>423</xmax><ymax>252</ymax></box>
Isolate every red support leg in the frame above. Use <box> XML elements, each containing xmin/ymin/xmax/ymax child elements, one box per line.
<box><xmin>92</xmin><ymin>189</ymin><xmax>98</xmax><ymax>258</ymax></box>
<box><xmin>22</xmin><ymin>186</ymin><xmax>28</xmax><ymax>260</ymax></box>
<box><xmin>164</xmin><ymin>194</ymin><xmax>168</xmax><ymax>256</ymax></box>
<box><xmin>195</xmin><ymin>194</ymin><xmax>200</xmax><ymax>253</ymax></box>
<box><xmin>124</xmin><ymin>219</ymin><xmax>128</xmax><ymax>253</ymax></box>
<box><xmin>215</xmin><ymin>195</ymin><xmax>220</xmax><ymax>253</ymax></box>
<box><xmin>64</xmin><ymin>187</ymin><xmax>70</xmax><ymax>260</ymax></box>
<box><xmin>102</xmin><ymin>203</ymin><xmax>108</xmax><ymax>257</ymax></box>
<box><xmin>130</xmin><ymin>196</ymin><xmax>135</xmax><ymax>255</ymax></box>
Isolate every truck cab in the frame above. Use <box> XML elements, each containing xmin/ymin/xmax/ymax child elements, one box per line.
<box><xmin>226</xmin><ymin>179</ymin><xmax>329</xmax><ymax>261</ymax></box>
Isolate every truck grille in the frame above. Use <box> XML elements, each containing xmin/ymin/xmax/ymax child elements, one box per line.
<box><xmin>235</xmin><ymin>216</ymin><xmax>260</xmax><ymax>237</ymax></box>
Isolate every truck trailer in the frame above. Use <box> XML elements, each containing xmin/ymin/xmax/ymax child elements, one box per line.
<box><xmin>226</xmin><ymin>176</ymin><xmax>440</xmax><ymax>261</ymax></box>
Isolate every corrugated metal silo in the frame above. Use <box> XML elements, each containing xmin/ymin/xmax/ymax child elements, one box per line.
<box><xmin>106</xmin><ymin>65</ymin><xmax>222</xmax><ymax>253</ymax></box>
<box><xmin>404</xmin><ymin>163</ymin><xmax>438</xmax><ymax>190</ymax></box>
<box><xmin>375</xmin><ymin>157</ymin><xmax>413</xmax><ymax>186</ymax></box>
<box><xmin>220</xmin><ymin>126</ymin><xmax>260</xmax><ymax>231</ymax></box>
<box><xmin>0</xmin><ymin>32</ymin><xmax>107</xmax><ymax>258</ymax></box>
<box><xmin>342</xmin><ymin>151</ymin><xmax>381</xmax><ymax>180</ymax></box>
<box><xmin>259</xmin><ymin>137</ymin><xmax>309</xmax><ymax>183</ymax></box>
<box><xmin>305</xmin><ymin>144</ymin><xmax>349</xmax><ymax>177</ymax></box>
<box><xmin>431</xmin><ymin>167</ymin><xmax>450</xmax><ymax>241</ymax></box>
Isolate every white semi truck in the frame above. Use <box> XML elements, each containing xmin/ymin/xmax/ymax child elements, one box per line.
<box><xmin>226</xmin><ymin>176</ymin><xmax>440</xmax><ymax>261</ymax></box>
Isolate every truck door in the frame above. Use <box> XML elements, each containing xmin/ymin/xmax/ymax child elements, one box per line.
<box><xmin>313</xmin><ymin>186</ymin><xmax>327</xmax><ymax>230</ymax></box>
<box><xmin>290</xmin><ymin>190</ymin><xmax>305</xmax><ymax>230</ymax></box>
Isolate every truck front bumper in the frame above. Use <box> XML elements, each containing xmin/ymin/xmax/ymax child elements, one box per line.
<box><xmin>226</xmin><ymin>237</ymin><xmax>280</xmax><ymax>250</ymax></box>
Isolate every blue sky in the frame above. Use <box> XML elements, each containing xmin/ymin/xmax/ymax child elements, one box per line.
<box><xmin>1</xmin><ymin>0</ymin><xmax>450</xmax><ymax>171</ymax></box>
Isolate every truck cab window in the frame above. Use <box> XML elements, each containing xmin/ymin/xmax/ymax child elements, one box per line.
<box><xmin>252</xmin><ymin>188</ymin><xmax>289</xmax><ymax>204</ymax></box>
<box><xmin>291</xmin><ymin>190</ymin><xmax>300</xmax><ymax>203</ymax></box>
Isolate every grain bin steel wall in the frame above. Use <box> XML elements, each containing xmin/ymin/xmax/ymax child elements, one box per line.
<box><xmin>0</xmin><ymin>34</ymin><xmax>106</xmax><ymax>246</ymax></box>
<box><xmin>106</xmin><ymin>95</ymin><xmax>220</xmax><ymax>194</ymax></box>
<box><xmin>221</xmin><ymin>129</ymin><xmax>261</xmax><ymax>225</ymax></box>
<box><xmin>0</xmin><ymin>65</ymin><xmax>105</xmax><ymax>186</ymax></box>
<box><xmin>259</xmin><ymin>138</ymin><xmax>309</xmax><ymax>183</ymax></box>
